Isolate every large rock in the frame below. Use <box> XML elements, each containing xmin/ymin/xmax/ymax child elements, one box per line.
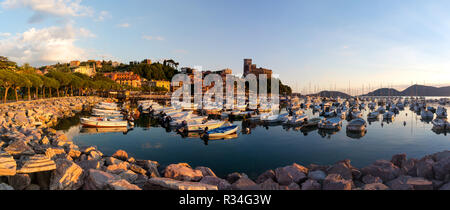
<box><xmin>195</xmin><ymin>166</ymin><xmax>216</xmax><ymax>177</ymax></box>
<box><xmin>361</xmin><ymin>160</ymin><xmax>401</xmax><ymax>182</ymax></box>
<box><xmin>231</xmin><ymin>177</ymin><xmax>260</xmax><ymax>190</ymax></box>
<box><xmin>77</xmin><ymin>159</ymin><xmax>102</xmax><ymax>171</ymax></box>
<box><xmin>49</xmin><ymin>159</ymin><xmax>84</xmax><ymax>190</ymax></box>
<box><xmin>129</xmin><ymin>164</ymin><xmax>147</xmax><ymax>175</ymax></box>
<box><xmin>45</xmin><ymin>147</ymin><xmax>67</xmax><ymax>160</ymax></box>
<box><xmin>275</xmin><ymin>163</ymin><xmax>308</xmax><ymax>185</ymax></box>
<box><xmin>362</xmin><ymin>183</ymin><xmax>390</xmax><ymax>190</ymax></box>
<box><xmin>200</xmin><ymin>176</ymin><xmax>232</xmax><ymax>190</ymax></box>
<box><xmin>146</xmin><ymin>177</ymin><xmax>218</xmax><ymax>190</ymax></box>
<box><xmin>17</xmin><ymin>155</ymin><xmax>56</xmax><ymax>173</ymax></box>
<box><xmin>164</xmin><ymin>163</ymin><xmax>203</xmax><ymax>181</ymax></box>
<box><xmin>135</xmin><ymin>160</ymin><xmax>160</xmax><ymax>177</ymax></box>
<box><xmin>107</xmin><ymin>179</ymin><xmax>141</xmax><ymax>190</ymax></box>
<box><xmin>391</xmin><ymin>154</ymin><xmax>407</xmax><ymax>168</ymax></box>
<box><xmin>362</xmin><ymin>175</ymin><xmax>383</xmax><ymax>184</ymax></box>
<box><xmin>386</xmin><ymin>176</ymin><xmax>433</xmax><ymax>190</ymax></box>
<box><xmin>0</xmin><ymin>151</ymin><xmax>16</xmax><ymax>176</ymax></box>
<box><xmin>308</xmin><ymin>170</ymin><xmax>327</xmax><ymax>181</ymax></box>
<box><xmin>118</xmin><ymin>170</ymin><xmax>138</xmax><ymax>183</ymax></box>
<box><xmin>432</xmin><ymin>151</ymin><xmax>450</xmax><ymax>162</ymax></box>
<box><xmin>106</xmin><ymin>162</ymin><xmax>130</xmax><ymax>174</ymax></box>
<box><xmin>4</xmin><ymin>140</ymin><xmax>34</xmax><ymax>156</ymax></box>
<box><xmin>83</xmin><ymin>169</ymin><xmax>118</xmax><ymax>190</ymax></box>
<box><xmin>322</xmin><ymin>174</ymin><xmax>353</xmax><ymax>190</ymax></box>
<box><xmin>112</xmin><ymin>150</ymin><xmax>128</xmax><ymax>161</ymax></box>
<box><xmin>301</xmin><ymin>179</ymin><xmax>321</xmax><ymax>190</ymax></box>
<box><xmin>259</xmin><ymin>178</ymin><xmax>286</xmax><ymax>190</ymax></box>
<box><xmin>256</xmin><ymin>170</ymin><xmax>276</xmax><ymax>184</ymax></box>
<box><xmin>416</xmin><ymin>157</ymin><xmax>434</xmax><ymax>179</ymax></box>
<box><xmin>327</xmin><ymin>160</ymin><xmax>354</xmax><ymax>180</ymax></box>
<box><xmin>432</xmin><ymin>157</ymin><xmax>450</xmax><ymax>180</ymax></box>
<box><xmin>226</xmin><ymin>172</ymin><xmax>248</xmax><ymax>184</ymax></box>
<box><xmin>8</xmin><ymin>174</ymin><xmax>31</xmax><ymax>190</ymax></box>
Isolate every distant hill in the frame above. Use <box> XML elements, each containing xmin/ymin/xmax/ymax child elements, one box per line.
<box><xmin>308</xmin><ymin>91</ymin><xmax>351</xmax><ymax>98</ymax></box>
<box><xmin>365</xmin><ymin>85</ymin><xmax>450</xmax><ymax>96</ymax></box>
<box><xmin>365</xmin><ymin>88</ymin><xmax>403</xmax><ymax>96</ymax></box>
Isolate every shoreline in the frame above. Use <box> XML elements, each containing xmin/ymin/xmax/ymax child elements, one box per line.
<box><xmin>0</xmin><ymin>97</ymin><xmax>449</xmax><ymax>190</ymax></box>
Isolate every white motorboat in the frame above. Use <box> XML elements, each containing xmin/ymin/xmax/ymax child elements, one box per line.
<box><xmin>347</xmin><ymin>118</ymin><xmax>367</xmax><ymax>132</ymax></box>
<box><xmin>185</xmin><ymin>120</ymin><xmax>226</xmax><ymax>132</ymax></box>
<box><xmin>284</xmin><ymin>114</ymin><xmax>308</xmax><ymax>126</ymax></box>
<box><xmin>80</xmin><ymin>117</ymin><xmax>128</xmax><ymax>128</ymax></box>
<box><xmin>205</xmin><ymin>123</ymin><xmax>239</xmax><ymax>139</ymax></box>
<box><xmin>92</xmin><ymin>108</ymin><xmax>122</xmax><ymax>117</ymax></box>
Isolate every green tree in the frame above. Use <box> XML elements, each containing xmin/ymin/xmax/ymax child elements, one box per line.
<box><xmin>46</xmin><ymin>71</ymin><xmax>71</xmax><ymax>97</ymax></box>
<box><xmin>0</xmin><ymin>69</ymin><xmax>17</xmax><ymax>103</ymax></box>
<box><xmin>12</xmin><ymin>74</ymin><xmax>31</xmax><ymax>101</ymax></box>
<box><xmin>23</xmin><ymin>73</ymin><xmax>43</xmax><ymax>100</ymax></box>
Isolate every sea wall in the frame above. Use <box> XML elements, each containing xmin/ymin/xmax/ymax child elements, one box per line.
<box><xmin>0</xmin><ymin>97</ymin><xmax>450</xmax><ymax>190</ymax></box>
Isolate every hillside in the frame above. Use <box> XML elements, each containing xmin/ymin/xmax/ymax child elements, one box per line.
<box><xmin>365</xmin><ymin>85</ymin><xmax>450</xmax><ymax>96</ymax></box>
<box><xmin>308</xmin><ymin>91</ymin><xmax>351</xmax><ymax>98</ymax></box>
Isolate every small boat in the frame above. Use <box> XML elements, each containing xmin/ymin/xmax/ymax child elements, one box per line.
<box><xmin>303</xmin><ymin>118</ymin><xmax>322</xmax><ymax>127</ymax></box>
<box><xmin>368</xmin><ymin>111</ymin><xmax>379</xmax><ymax>119</ymax></box>
<box><xmin>347</xmin><ymin>118</ymin><xmax>367</xmax><ymax>132</ymax></box>
<box><xmin>431</xmin><ymin>119</ymin><xmax>449</xmax><ymax>130</ymax></box>
<box><xmin>80</xmin><ymin>117</ymin><xmax>128</xmax><ymax>128</ymax></box>
<box><xmin>436</xmin><ymin>106</ymin><xmax>447</xmax><ymax>118</ymax></box>
<box><xmin>421</xmin><ymin>109</ymin><xmax>434</xmax><ymax>120</ymax></box>
<box><xmin>318</xmin><ymin>117</ymin><xmax>343</xmax><ymax>130</ymax></box>
<box><xmin>92</xmin><ymin>108</ymin><xmax>122</xmax><ymax>117</ymax></box>
<box><xmin>205</xmin><ymin>124</ymin><xmax>239</xmax><ymax>138</ymax></box>
<box><xmin>383</xmin><ymin>111</ymin><xmax>395</xmax><ymax>121</ymax></box>
<box><xmin>185</xmin><ymin>120</ymin><xmax>226</xmax><ymax>132</ymax></box>
<box><xmin>350</xmin><ymin>111</ymin><xmax>363</xmax><ymax>119</ymax></box>
<box><xmin>284</xmin><ymin>114</ymin><xmax>308</xmax><ymax>126</ymax></box>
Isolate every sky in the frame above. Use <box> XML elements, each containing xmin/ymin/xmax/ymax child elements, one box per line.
<box><xmin>0</xmin><ymin>0</ymin><xmax>450</xmax><ymax>94</ymax></box>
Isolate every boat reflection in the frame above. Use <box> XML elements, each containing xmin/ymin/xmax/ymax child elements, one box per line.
<box><xmin>346</xmin><ymin>130</ymin><xmax>367</xmax><ymax>139</ymax></box>
<box><xmin>318</xmin><ymin>128</ymin><xmax>340</xmax><ymax>138</ymax></box>
<box><xmin>80</xmin><ymin>127</ymin><xmax>131</xmax><ymax>135</ymax></box>
<box><xmin>432</xmin><ymin>127</ymin><xmax>448</xmax><ymax>136</ymax></box>
<box><xmin>202</xmin><ymin>133</ymin><xmax>239</xmax><ymax>145</ymax></box>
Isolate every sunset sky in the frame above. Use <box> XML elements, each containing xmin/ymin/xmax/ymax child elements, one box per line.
<box><xmin>1</xmin><ymin>0</ymin><xmax>450</xmax><ymax>93</ymax></box>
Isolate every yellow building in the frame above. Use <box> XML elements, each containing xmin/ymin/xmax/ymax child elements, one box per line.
<box><xmin>149</xmin><ymin>80</ymin><xmax>171</xmax><ymax>91</ymax></box>
<box><xmin>73</xmin><ymin>65</ymin><xmax>96</xmax><ymax>77</ymax></box>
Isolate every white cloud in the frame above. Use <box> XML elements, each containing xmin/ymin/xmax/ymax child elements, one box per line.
<box><xmin>95</xmin><ymin>10</ymin><xmax>111</xmax><ymax>22</ymax></box>
<box><xmin>117</xmin><ymin>23</ymin><xmax>130</xmax><ymax>28</ymax></box>
<box><xmin>142</xmin><ymin>35</ymin><xmax>165</xmax><ymax>41</ymax></box>
<box><xmin>1</xmin><ymin>0</ymin><xmax>94</xmax><ymax>20</ymax></box>
<box><xmin>0</xmin><ymin>32</ymin><xmax>11</xmax><ymax>37</ymax></box>
<box><xmin>0</xmin><ymin>25</ymin><xmax>95</xmax><ymax>65</ymax></box>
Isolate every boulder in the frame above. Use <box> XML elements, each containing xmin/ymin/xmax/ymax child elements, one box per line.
<box><xmin>288</xmin><ymin>182</ymin><xmax>301</xmax><ymax>190</ymax></box>
<box><xmin>77</xmin><ymin>159</ymin><xmax>102</xmax><ymax>171</ymax></box>
<box><xmin>432</xmin><ymin>157</ymin><xmax>450</xmax><ymax>180</ymax></box>
<box><xmin>308</xmin><ymin>170</ymin><xmax>327</xmax><ymax>181</ymax></box>
<box><xmin>45</xmin><ymin>147</ymin><xmax>67</xmax><ymax>160</ymax></box>
<box><xmin>106</xmin><ymin>162</ymin><xmax>130</xmax><ymax>174</ymax></box>
<box><xmin>402</xmin><ymin>158</ymin><xmax>418</xmax><ymax>176</ymax></box>
<box><xmin>327</xmin><ymin>160</ymin><xmax>354</xmax><ymax>180</ymax></box>
<box><xmin>81</xmin><ymin>146</ymin><xmax>97</xmax><ymax>154</ymax></box>
<box><xmin>4</xmin><ymin>140</ymin><xmax>34</xmax><ymax>156</ymax></box>
<box><xmin>259</xmin><ymin>178</ymin><xmax>286</xmax><ymax>190</ymax></box>
<box><xmin>88</xmin><ymin>150</ymin><xmax>103</xmax><ymax>160</ymax></box>
<box><xmin>322</xmin><ymin>174</ymin><xmax>353</xmax><ymax>190</ymax></box>
<box><xmin>105</xmin><ymin>157</ymin><xmax>123</xmax><ymax>166</ymax></box>
<box><xmin>49</xmin><ymin>159</ymin><xmax>84</xmax><ymax>190</ymax></box>
<box><xmin>362</xmin><ymin>183</ymin><xmax>390</xmax><ymax>190</ymax></box>
<box><xmin>164</xmin><ymin>163</ymin><xmax>203</xmax><ymax>181</ymax></box>
<box><xmin>301</xmin><ymin>179</ymin><xmax>321</xmax><ymax>190</ymax></box>
<box><xmin>391</xmin><ymin>153</ymin><xmax>407</xmax><ymax>168</ymax></box>
<box><xmin>107</xmin><ymin>179</ymin><xmax>141</xmax><ymax>190</ymax></box>
<box><xmin>67</xmin><ymin>149</ymin><xmax>81</xmax><ymax>160</ymax></box>
<box><xmin>83</xmin><ymin>169</ymin><xmax>118</xmax><ymax>190</ymax></box>
<box><xmin>226</xmin><ymin>172</ymin><xmax>248</xmax><ymax>184</ymax></box>
<box><xmin>132</xmin><ymin>174</ymin><xmax>149</xmax><ymax>189</ymax></box>
<box><xmin>231</xmin><ymin>177</ymin><xmax>260</xmax><ymax>190</ymax></box>
<box><xmin>146</xmin><ymin>177</ymin><xmax>218</xmax><ymax>190</ymax></box>
<box><xmin>416</xmin><ymin>157</ymin><xmax>434</xmax><ymax>179</ymax></box>
<box><xmin>0</xmin><ymin>151</ymin><xmax>16</xmax><ymax>176</ymax></box>
<box><xmin>432</xmin><ymin>151</ymin><xmax>450</xmax><ymax>162</ymax></box>
<box><xmin>118</xmin><ymin>170</ymin><xmax>138</xmax><ymax>183</ymax></box>
<box><xmin>275</xmin><ymin>164</ymin><xmax>307</xmax><ymax>185</ymax></box>
<box><xmin>200</xmin><ymin>176</ymin><xmax>232</xmax><ymax>190</ymax></box>
<box><xmin>112</xmin><ymin>150</ymin><xmax>128</xmax><ymax>161</ymax></box>
<box><xmin>386</xmin><ymin>176</ymin><xmax>433</xmax><ymax>190</ymax></box>
<box><xmin>195</xmin><ymin>166</ymin><xmax>216</xmax><ymax>177</ymax></box>
<box><xmin>361</xmin><ymin>160</ymin><xmax>401</xmax><ymax>182</ymax></box>
<box><xmin>130</xmin><ymin>164</ymin><xmax>147</xmax><ymax>175</ymax></box>
<box><xmin>255</xmin><ymin>170</ymin><xmax>276</xmax><ymax>184</ymax></box>
<box><xmin>135</xmin><ymin>160</ymin><xmax>160</xmax><ymax>177</ymax></box>
<box><xmin>17</xmin><ymin>155</ymin><xmax>56</xmax><ymax>173</ymax></box>
<box><xmin>8</xmin><ymin>174</ymin><xmax>31</xmax><ymax>190</ymax></box>
<box><xmin>362</xmin><ymin>175</ymin><xmax>383</xmax><ymax>184</ymax></box>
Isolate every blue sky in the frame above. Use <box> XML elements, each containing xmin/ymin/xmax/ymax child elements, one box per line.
<box><xmin>1</xmin><ymin>0</ymin><xmax>450</xmax><ymax>93</ymax></box>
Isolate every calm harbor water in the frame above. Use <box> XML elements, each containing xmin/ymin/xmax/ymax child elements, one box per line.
<box><xmin>55</xmin><ymin>101</ymin><xmax>450</xmax><ymax>179</ymax></box>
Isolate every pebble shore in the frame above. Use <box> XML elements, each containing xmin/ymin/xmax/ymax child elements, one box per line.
<box><xmin>0</xmin><ymin>97</ymin><xmax>449</xmax><ymax>190</ymax></box>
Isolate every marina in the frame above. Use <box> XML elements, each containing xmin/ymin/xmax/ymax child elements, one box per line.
<box><xmin>56</xmin><ymin>96</ymin><xmax>450</xmax><ymax>179</ymax></box>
